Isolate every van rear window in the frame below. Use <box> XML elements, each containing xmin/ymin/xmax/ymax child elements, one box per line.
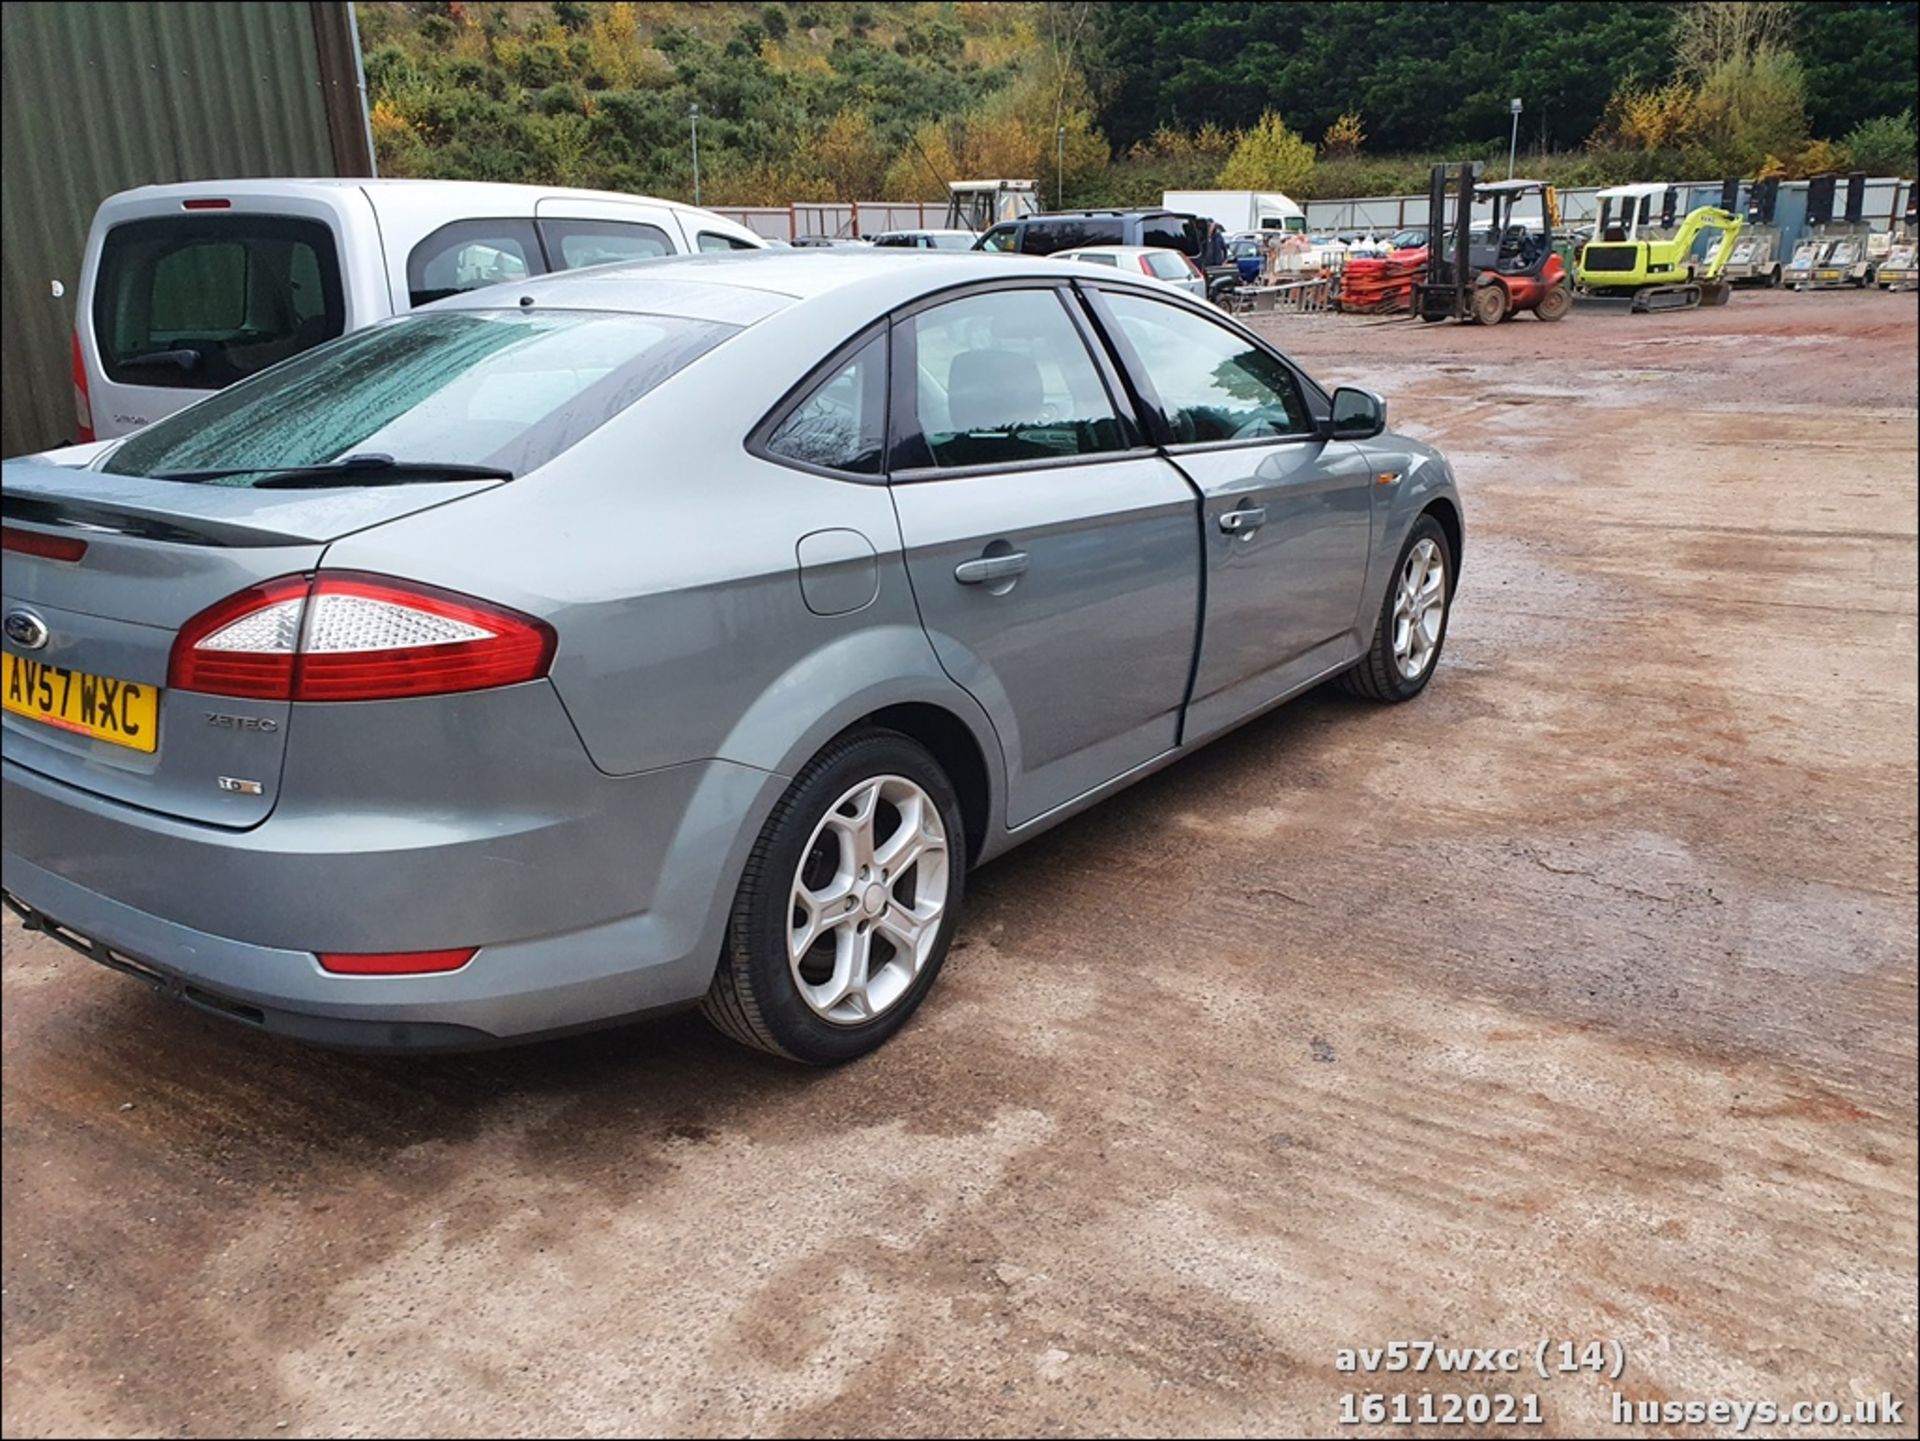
<box><xmin>92</xmin><ymin>215</ymin><xmax>346</xmax><ymax>390</ymax></box>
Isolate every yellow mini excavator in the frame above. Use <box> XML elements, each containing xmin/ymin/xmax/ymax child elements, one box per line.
<box><xmin>1574</xmin><ymin>201</ymin><xmax>1743</xmax><ymax>313</ymax></box>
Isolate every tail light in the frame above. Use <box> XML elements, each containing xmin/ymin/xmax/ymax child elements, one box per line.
<box><xmin>169</xmin><ymin>572</ymin><xmax>555</xmax><ymax>702</ymax></box>
<box><xmin>1185</xmin><ymin>255</ymin><xmax>1204</xmax><ymax>277</ymax></box>
<box><xmin>318</xmin><ymin>947</ymin><xmax>476</xmax><ymax>975</ymax></box>
<box><xmin>1138</xmin><ymin>255</ymin><xmax>1156</xmax><ymax>275</ymax></box>
<box><xmin>71</xmin><ymin>331</ymin><xmax>94</xmax><ymax>443</ymax></box>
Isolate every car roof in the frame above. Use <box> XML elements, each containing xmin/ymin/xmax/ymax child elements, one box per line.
<box><xmin>1058</xmin><ymin>244</ymin><xmax>1158</xmax><ymax>256</ymax></box>
<box><xmin>1473</xmin><ymin>179</ymin><xmax>1550</xmax><ymax>195</ymax></box>
<box><xmin>95</xmin><ymin>176</ymin><xmax>744</xmax><ymax>225</ymax></box>
<box><xmin>430</xmin><ymin>248</ymin><xmax>1171</xmax><ymax>324</ymax></box>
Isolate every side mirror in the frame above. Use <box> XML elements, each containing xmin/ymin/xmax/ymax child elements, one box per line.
<box><xmin>1326</xmin><ymin>386</ymin><xmax>1387</xmax><ymax>440</ymax></box>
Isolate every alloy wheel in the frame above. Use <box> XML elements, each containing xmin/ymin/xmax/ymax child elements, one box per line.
<box><xmin>788</xmin><ymin>775</ymin><xmax>949</xmax><ymax>1025</ymax></box>
<box><xmin>1392</xmin><ymin>538</ymin><xmax>1448</xmax><ymax>681</ymax></box>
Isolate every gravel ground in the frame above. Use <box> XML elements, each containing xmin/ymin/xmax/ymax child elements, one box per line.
<box><xmin>4</xmin><ymin>288</ymin><xmax>1916</xmax><ymax>1438</ymax></box>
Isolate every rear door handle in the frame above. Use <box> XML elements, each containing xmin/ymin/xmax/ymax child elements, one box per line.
<box><xmin>1219</xmin><ymin>505</ymin><xmax>1267</xmax><ymax>535</ymax></box>
<box><xmin>954</xmin><ymin>551</ymin><xmax>1030</xmax><ymax>585</ymax></box>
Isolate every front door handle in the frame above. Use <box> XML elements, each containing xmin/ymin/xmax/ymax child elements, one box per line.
<box><xmin>1219</xmin><ymin>505</ymin><xmax>1267</xmax><ymax>535</ymax></box>
<box><xmin>954</xmin><ymin>551</ymin><xmax>1030</xmax><ymax>585</ymax></box>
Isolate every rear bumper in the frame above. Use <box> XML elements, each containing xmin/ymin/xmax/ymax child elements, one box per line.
<box><xmin>1</xmin><ymin>746</ymin><xmax>779</xmax><ymax>1046</ymax></box>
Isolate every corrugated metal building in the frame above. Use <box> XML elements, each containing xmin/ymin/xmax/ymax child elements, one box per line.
<box><xmin>1</xmin><ymin>1</ymin><xmax>372</xmax><ymax>457</ymax></box>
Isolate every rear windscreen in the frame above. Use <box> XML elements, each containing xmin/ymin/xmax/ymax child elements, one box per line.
<box><xmin>102</xmin><ymin>308</ymin><xmax>737</xmax><ymax>482</ymax></box>
<box><xmin>1020</xmin><ymin>218</ymin><xmax>1124</xmax><ymax>255</ymax></box>
<box><xmin>92</xmin><ymin>215</ymin><xmax>346</xmax><ymax>390</ymax></box>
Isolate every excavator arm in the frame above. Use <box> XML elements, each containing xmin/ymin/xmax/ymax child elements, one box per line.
<box><xmin>1673</xmin><ymin>206</ymin><xmax>1745</xmax><ymax>279</ymax></box>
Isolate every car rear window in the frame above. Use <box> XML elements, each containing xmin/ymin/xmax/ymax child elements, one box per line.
<box><xmin>1146</xmin><ymin>251</ymin><xmax>1192</xmax><ymax>280</ymax></box>
<box><xmin>92</xmin><ymin>215</ymin><xmax>346</xmax><ymax>391</ymax></box>
<box><xmin>102</xmin><ymin>309</ymin><xmax>737</xmax><ymax>483</ymax></box>
<box><xmin>1019</xmin><ymin>217</ymin><xmax>1124</xmax><ymax>255</ymax></box>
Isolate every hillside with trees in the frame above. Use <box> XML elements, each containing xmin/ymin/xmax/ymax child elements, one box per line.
<box><xmin>358</xmin><ymin>0</ymin><xmax>1918</xmax><ymax>206</ymax></box>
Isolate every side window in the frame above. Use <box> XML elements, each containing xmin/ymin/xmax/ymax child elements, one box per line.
<box><xmin>538</xmin><ymin>219</ymin><xmax>673</xmax><ymax>269</ymax></box>
<box><xmin>977</xmin><ymin>224</ymin><xmax>1019</xmax><ymax>253</ymax></box>
<box><xmin>909</xmin><ymin>288</ymin><xmax>1124</xmax><ymax>469</ymax></box>
<box><xmin>698</xmin><ymin>230</ymin><xmax>760</xmax><ymax>252</ymax></box>
<box><xmin>1102</xmin><ymin>292</ymin><xmax>1310</xmax><ymax>444</ymax></box>
<box><xmin>408</xmin><ymin>219</ymin><xmax>544</xmax><ymax>307</ymax></box>
<box><xmin>1076</xmin><ymin>253</ymin><xmax>1120</xmax><ymax>267</ymax></box>
<box><xmin>764</xmin><ymin>332</ymin><xmax>888</xmax><ymax>476</ymax></box>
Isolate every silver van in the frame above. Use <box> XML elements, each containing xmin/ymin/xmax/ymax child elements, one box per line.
<box><xmin>71</xmin><ymin>178</ymin><xmax>765</xmax><ymax>441</ymax></box>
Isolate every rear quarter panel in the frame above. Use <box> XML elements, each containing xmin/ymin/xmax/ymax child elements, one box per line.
<box><xmin>321</xmin><ymin>296</ymin><xmax>1007</xmax><ymax>818</ymax></box>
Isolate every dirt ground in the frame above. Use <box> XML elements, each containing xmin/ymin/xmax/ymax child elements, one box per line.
<box><xmin>3</xmin><ymin>288</ymin><xmax>1916</xmax><ymax>1439</ymax></box>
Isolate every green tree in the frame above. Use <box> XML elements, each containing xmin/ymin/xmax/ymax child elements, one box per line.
<box><xmin>1218</xmin><ymin>111</ymin><xmax>1315</xmax><ymax>192</ymax></box>
<box><xmin>1844</xmin><ymin>109</ymin><xmax>1918</xmax><ymax>175</ymax></box>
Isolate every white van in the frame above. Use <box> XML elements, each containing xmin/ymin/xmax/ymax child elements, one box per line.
<box><xmin>71</xmin><ymin>178</ymin><xmax>765</xmax><ymax>441</ymax></box>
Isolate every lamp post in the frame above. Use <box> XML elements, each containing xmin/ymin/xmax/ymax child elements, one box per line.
<box><xmin>1507</xmin><ymin>97</ymin><xmax>1522</xmax><ymax>180</ymax></box>
<box><xmin>689</xmin><ymin>102</ymin><xmax>701</xmax><ymax>206</ymax></box>
<box><xmin>1056</xmin><ymin>125</ymin><xmax>1066</xmax><ymax>207</ymax></box>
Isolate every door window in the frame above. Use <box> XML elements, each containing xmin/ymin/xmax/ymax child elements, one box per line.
<box><xmin>977</xmin><ymin>225</ymin><xmax>1019</xmax><ymax>252</ymax></box>
<box><xmin>698</xmin><ymin>230</ymin><xmax>761</xmax><ymax>252</ymax></box>
<box><xmin>908</xmin><ymin>289</ymin><xmax>1124</xmax><ymax>468</ymax></box>
<box><xmin>408</xmin><ymin>220</ymin><xmax>544</xmax><ymax>307</ymax></box>
<box><xmin>538</xmin><ymin>219</ymin><xmax>674</xmax><ymax>268</ymax></box>
<box><xmin>1102</xmin><ymin>292</ymin><xmax>1310</xmax><ymax>443</ymax></box>
<box><xmin>92</xmin><ymin>215</ymin><xmax>345</xmax><ymax>389</ymax></box>
<box><xmin>762</xmin><ymin>333</ymin><xmax>888</xmax><ymax>476</ymax></box>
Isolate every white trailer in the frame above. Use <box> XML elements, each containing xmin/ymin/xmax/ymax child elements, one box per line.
<box><xmin>1162</xmin><ymin>190</ymin><xmax>1307</xmax><ymax>234</ymax></box>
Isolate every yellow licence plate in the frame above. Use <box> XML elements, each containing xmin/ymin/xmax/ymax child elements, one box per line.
<box><xmin>2</xmin><ymin>652</ymin><xmax>158</xmax><ymax>753</ymax></box>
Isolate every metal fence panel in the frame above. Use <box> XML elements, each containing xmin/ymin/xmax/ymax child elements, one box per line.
<box><xmin>1</xmin><ymin>1</ymin><xmax>362</xmax><ymax>456</ymax></box>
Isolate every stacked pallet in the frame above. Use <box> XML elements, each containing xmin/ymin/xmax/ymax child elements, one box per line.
<box><xmin>1336</xmin><ymin>250</ymin><xmax>1427</xmax><ymax>314</ymax></box>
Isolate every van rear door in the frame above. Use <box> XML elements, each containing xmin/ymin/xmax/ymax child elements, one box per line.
<box><xmin>76</xmin><ymin>188</ymin><xmax>384</xmax><ymax>442</ymax></box>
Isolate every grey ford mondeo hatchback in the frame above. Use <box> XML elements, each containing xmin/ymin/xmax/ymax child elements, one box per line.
<box><xmin>2</xmin><ymin>250</ymin><xmax>1462</xmax><ymax>1063</ymax></box>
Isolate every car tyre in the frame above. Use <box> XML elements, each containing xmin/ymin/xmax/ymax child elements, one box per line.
<box><xmin>702</xmin><ymin>728</ymin><xmax>966</xmax><ymax>1064</ymax></box>
<box><xmin>1338</xmin><ymin>513</ymin><xmax>1455</xmax><ymax>703</ymax></box>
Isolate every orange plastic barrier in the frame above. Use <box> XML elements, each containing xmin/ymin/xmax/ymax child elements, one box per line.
<box><xmin>1336</xmin><ymin>250</ymin><xmax>1427</xmax><ymax>313</ymax></box>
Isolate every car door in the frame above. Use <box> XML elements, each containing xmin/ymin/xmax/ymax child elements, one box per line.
<box><xmin>887</xmin><ymin>284</ymin><xmax>1202</xmax><ymax>828</ymax></box>
<box><xmin>1086</xmin><ymin>287</ymin><xmax>1375</xmax><ymax>743</ymax></box>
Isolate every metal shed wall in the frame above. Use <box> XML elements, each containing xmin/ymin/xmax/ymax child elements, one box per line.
<box><xmin>1</xmin><ymin>1</ymin><xmax>371</xmax><ymax>457</ymax></box>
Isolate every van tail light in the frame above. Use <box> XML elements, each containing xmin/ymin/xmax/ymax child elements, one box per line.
<box><xmin>71</xmin><ymin>331</ymin><xmax>94</xmax><ymax>443</ymax></box>
<box><xmin>318</xmin><ymin>947</ymin><xmax>476</xmax><ymax>975</ymax></box>
<box><xmin>168</xmin><ymin>572</ymin><xmax>555</xmax><ymax>702</ymax></box>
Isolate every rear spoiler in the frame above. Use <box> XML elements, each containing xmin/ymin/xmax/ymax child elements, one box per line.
<box><xmin>1</xmin><ymin>456</ymin><xmax>499</xmax><ymax>548</ymax></box>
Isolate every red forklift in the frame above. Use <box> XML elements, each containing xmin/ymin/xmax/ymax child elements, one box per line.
<box><xmin>1411</xmin><ymin>161</ymin><xmax>1572</xmax><ymax>323</ymax></box>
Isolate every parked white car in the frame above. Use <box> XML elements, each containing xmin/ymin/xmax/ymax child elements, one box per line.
<box><xmin>868</xmin><ymin>229</ymin><xmax>979</xmax><ymax>250</ymax></box>
<box><xmin>69</xmin><ymin>178</ymin><xmax>766</xmax><ymax>441</ymax></box>
<box><xmin>1052</xmin><ymin>244</ymin><xmax>1207</xmax><ymax>297</ymax></box>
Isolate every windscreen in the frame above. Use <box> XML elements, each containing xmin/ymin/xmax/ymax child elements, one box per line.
<box><xmin>103</xmin><ymin>309</ymin><xmax>736</xmax><ymax>483</ymax></box>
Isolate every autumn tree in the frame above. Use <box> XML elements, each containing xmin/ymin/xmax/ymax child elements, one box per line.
<box><xmin>1218</xmin><ymin>112</ymin><xmax>1315</xmax><ymax>193</ymax></box>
